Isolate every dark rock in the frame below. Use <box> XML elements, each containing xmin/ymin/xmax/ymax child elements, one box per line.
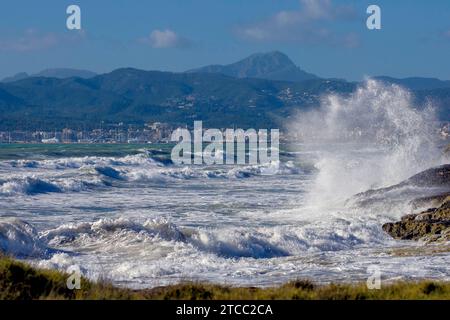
<box><xmin>410</xmin><ymin>192</ymin><xmax>450</xmax><ymax>209</ymax></box>
<box><xmin>405</xmin><ymin>164</ymin><xmax>450</xmax><ymax>188</ymax></box>
<box><xmin>352</xmin><ymin>165</ymin><xmax>450</xmax><ymax>208</ymax></box>
<box><xmin>382</xmin><ymin>197</ymin><xmax>450</xmax><ymax>242</ymax></box>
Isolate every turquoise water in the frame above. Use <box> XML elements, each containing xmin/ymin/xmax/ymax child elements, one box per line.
<box><xmin>0</xmin><ymin>143</ymin><xmax>173</xmax><ymax>160</ymax></box>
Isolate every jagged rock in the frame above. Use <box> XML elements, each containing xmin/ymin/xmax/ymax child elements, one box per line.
<box><xmin>383</xmin><ymin>197</ymin><xmax>450</xmax><ymax>242</ymax></box>
<box><xmin>351</xmin><ymin>165</ymin><xmax>450</xmax><ymax>208</ymax></box>
<box><xmin>405</xmin><ymin>165</ymin><xmax>450</xmax><ymax>188</ymax></box>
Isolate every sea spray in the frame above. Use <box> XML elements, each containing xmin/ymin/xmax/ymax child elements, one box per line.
<box><xmin>288</xmin><ymin>79</ymin><xmax>443</xmax><ymax>205</ymax></box>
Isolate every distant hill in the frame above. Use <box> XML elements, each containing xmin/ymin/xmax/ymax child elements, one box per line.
<box><xmin>0</xmin><ymin>68</ymin><xmax>353</xmax><ymax>130</ymax></box>
<box><xmin>0</xmin><ymin>87</ymin><xmax>25</xmax><ymax>112</ymax></box>
<box><xmin>374</xmin><ymin>76</ymin><xmax>450</xmax><ymax>91</ymax></box>
<box><xmin>186</xmin><ymin>51</ymin><xmax>319</xmax><ymax>82</ymax></box>
<box><xmin>0</xmin><ymin>52</ymin><xmax>449</xmax><ymax>131</ymax></box>
<box><xmin>2</xmin><ymin>68</ymin><xmax>97</xmax><ymax>83</ymax></box>
<box><xmin>2</xmin><ymin>72</ymin><xmax>29</xmax><ymax>83</ymax></box>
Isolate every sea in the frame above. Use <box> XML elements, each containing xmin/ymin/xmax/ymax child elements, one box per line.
<box><xmin>1</xmin><ymin>80</ymin><xmax>449</xmax><ymax>288</ymax></box>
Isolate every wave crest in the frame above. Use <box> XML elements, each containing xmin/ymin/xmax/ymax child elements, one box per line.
<box><xmin>0</xmin><ymin>218</ymin><xmax>51</xmax><ymax>257</ymax></box>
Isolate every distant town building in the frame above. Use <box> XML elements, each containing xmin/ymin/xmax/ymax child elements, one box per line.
<box><xmin>42</xmin><ymin>137</ymin><xmax>60</xmax><ymax>144</ymax></box>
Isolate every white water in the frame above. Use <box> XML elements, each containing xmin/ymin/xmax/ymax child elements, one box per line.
<box><xmin>0</xmin><ymin>80</ymin><xmax>449</xmax><ymax>288</ymax></box>
<box><xmin>289</xmin><ymin>80</ymin><xmax>443</xmax><ymax>205</ymax></box>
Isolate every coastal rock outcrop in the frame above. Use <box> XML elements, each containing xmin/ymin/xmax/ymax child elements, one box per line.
<box><xmin>382</xmin><ymin>197</ymin><xmax>450</xmax><ymax>242</ymax></box>
<box><xmin>373</xmin><ymin>164</ymin><xmax>450</xmax><ymax>242</ymax></box>
<box><xmin>404</xmin><ymin>164</ymin><xmax>450</xmax><ymax>188</ymax></box>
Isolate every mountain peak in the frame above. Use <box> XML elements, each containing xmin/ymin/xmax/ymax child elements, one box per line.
<box><xmin>246</xmin><ymin>51</ymin><xmax>295</xmax><ymax>63</ymax></box>
<box><xmin>186</xmin><ymin>51</ymin><xmax>318</xmax><ymax>82</ymax></box>
<box><xmin>228</xmin><ymin>51</ymin><xmax>297</xmax><ymax>78</ymax></box>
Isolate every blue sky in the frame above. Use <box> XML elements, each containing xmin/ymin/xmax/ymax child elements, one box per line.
<box><xmin>0</xmin><ymin>0</ymin><xmax>449</xmax><ymax>80</ymax></box>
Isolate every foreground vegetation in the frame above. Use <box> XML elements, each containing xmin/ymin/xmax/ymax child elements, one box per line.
<box><xmin>1</xmin><ymin>255</ymin><xmax>449</xmax><ymax>300</ymax></box>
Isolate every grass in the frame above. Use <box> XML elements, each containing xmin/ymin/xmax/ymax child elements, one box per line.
<box><xmin>1</xmin><ymin>254</ymin><xmax>449</xmax><ymax>300</ymax></box>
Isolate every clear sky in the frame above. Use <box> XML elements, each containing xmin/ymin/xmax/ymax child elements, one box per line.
<box><xmin>0</xmin><ymin>0</ymin><xmax>449</xmax><ymax>81</ymax></box>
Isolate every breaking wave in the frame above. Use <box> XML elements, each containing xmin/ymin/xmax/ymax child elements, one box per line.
<box><xmin>0</xmin><ymin>152</ymin><xmax>301</xmax><ymax>196</ymax></box>
<box><xmin>0</xmin><ymin>176</ymin><xmax>104</xmax><ymax>195</ymax></box>
<box><xmin>0</xmin><ymin>219</ymin><xmax>53</xmax><ymax>258</ymax></box>
<box><xmin>1</xmin><ymin>214</ymin><xmax>393</xmax><ymax>261</ymax></box>
<box><xmin>288</xmin><ymin>79</ymin><xmax>444</xmax><ymax>205</ymax></box>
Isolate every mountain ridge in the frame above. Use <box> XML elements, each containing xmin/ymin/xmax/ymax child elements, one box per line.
<box><xmin>0</xmin><ymin>52</ymin><xmax>449</xmax><ymax>130</ymax></box>
<box><xmin>1</xmin><ymin>68</ymin><xmax>97</xmax><ymax>83</ymax></box>
<box><xmin>186</xmin><ymin>51</ymin><xmax>319</xmax><ymax>82</ymax></box>
<box><xmin>0</xmin><ymin>67</ymin><xmax>354</xmax><ymax>130</ymax></box>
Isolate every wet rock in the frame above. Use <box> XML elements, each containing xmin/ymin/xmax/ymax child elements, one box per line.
<box><xmin>383</xmin><ymin>197</ymin><xmax>450</xmax><ymax>242</ymax></box>
<box><xmin>405</xmin><ymin>165</ymin><xmax>450</xmax><ymax>188</ymax></box>
<box><xmin>352</xmin><ymin>165</ymin><xmax>450</xmax><ymax>208</ymax></box>
<box><xmin>410</xmin><ymin>192</ymin><xmax>450</xmax><ymax>209</ymax></box>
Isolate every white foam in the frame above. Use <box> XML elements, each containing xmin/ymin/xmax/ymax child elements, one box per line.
<box><xmin>288</xmin><ymin>80</ymin><xmax>443</xmax><ymax>205</ymax></box>
<box><xmin>0</xmin><ymin>218</ymin><xmax>51</xmax><ymax>257</ymax></box>
<box><xmin>0</xmin><ymin>175</ymin><xmax>104</xmax><ymax>195</ymax></box>
<box><xmin>0</xmin><ymin>88</ymin><xmax>448</xmax><ymax>288</ymax></box>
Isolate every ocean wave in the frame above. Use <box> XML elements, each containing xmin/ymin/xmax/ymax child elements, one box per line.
<box><xmin>38</xmin><ymin>218</ymin><xmax>298</xmax><ymax>259</ymax></box>
<box><xmin>0</xmin><ymin>154</ymin><xmax>304</xmax><ymax>197</ymax></box>
<box><xmin>0</xmin><ymin>177</ymin><xmax>62</xmax><ymax>195</ymax></box>
<box><xmin>33</xmin><ymin>215</ymin><xmax>386</xmax><ymax>260</ymax></box>
<box><xmin>158</xmin><ymin>161</ymin><xmax>300</xmax><ymax>180</ymax></box>
<box><xmin>94</xmin><ymin>166</ymin><xmax>126</xmax><ymax>180</ymax></box>
<box><xmin>0</xmin><ymin>218</ymin><xmax>53</xmax><ymax>258</ymax></box>
<box><xmin>5</xmin><ymin>152</ymin><xmax>162</xmax><ymax>170</ymax></box>
<box><xmin>87</xmin><ymin>161</ymin><xmax>300</xmax><ymax>183</ymax></box>
<box><xmin>189</xmin><ymin>228</ymin><xmax>292</xmax><ymax>258</ymax></box>
<box><xmin>186</xmin><ymin>219</ymin><xmax>385</xmax><ymax>259</ymax></box>
<box><xmin>0</xmin><ymin>176</ymin><xmax>103</xmax><ymax>195</ymax></box>
<box><xmin>40</xmin><ymin>218</ymin><xmax>186</xmax><ymax>247</ymax></box>
<box><xmin>0</xmin><ymin>209</ymin><xmax>400</xmax><ymax>271</ymax></box>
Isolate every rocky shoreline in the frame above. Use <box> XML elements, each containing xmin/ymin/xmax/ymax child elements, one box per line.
<box><xmin>383</xmin><ymin>196</ymin><xmax>450</xmax><ymax>242</ymax></box>
<box><xmin>381</xmin><ymin>165</ymin><xmax>450</xmax><ymax>243</ymax></box>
